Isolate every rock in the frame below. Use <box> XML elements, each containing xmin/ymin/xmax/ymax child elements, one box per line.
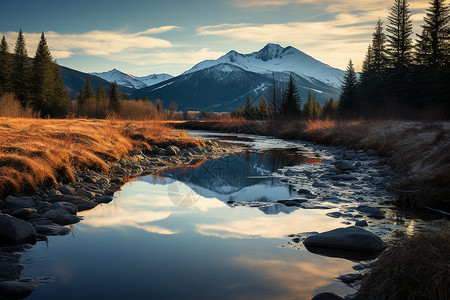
<box><xmin>0</xmin><ymin>263</ymin><xmax>24</xmax><ymax>280</ymax></box>
<box><xmin>11</xmin><ymin>208</ymin><xmax>37</xmax><ymax>219</ymax></box>
<box><xmin>28</xmin><ymin>218</ymin><xmax>53</xmax><ymax>226</ymax></box>
<box><xmin>328</xmin><ymin>167</ymin><xmax>343</xmax><ymax>175</ymax></box>
<box><xmin>50</xmin><ymin>202</ymin><xmax>78</xmax><ymax>215</ymax></box>
<box><xmin>3</xmin><ymin>196</ymin><xmax>34</xmax><ymax>211</ymax></box>
<box><xmin>0</xmin><ymin>215</ymin><xmax>36</xmax><ymax>244</ymax></box>
<box><xmin>356</xmin><ymin>205</ymin><xmax>385</xmax><ymax>219</ymax></box>
<box><xmin>303</xmin><ymin>226</ymin><xmax>387</xmax><ymax>252</ymax></box>
<box><xmin>71</xmin><ymin>199</ymin><xmax>97</xmax><ymax>212</ymax></box>
<box><xmin>334</xmin><ymin>160</ymin><xmax>356</xmax><ymax>171</ymax></box>
<box><xmin>312</xmin><ymin>181</ymin><xmax>329</xmax><ymax>188</ymax></box>
<box><xmin>95</xmin><ymin>195</ymin><xmax>113</xmax><ymax>204</ymax></box>
<box><xmin>297</xmin><ymin>189</ymin><xmax>312</xmax><ymax>195</ymax></box>
<box><xmin>326</xmin><ymin>212</ymin><xmax>342</xmax><ymax>218</ymax></box>
<box><xmin>311</xmin><ymin>292</ymin><xmax>344</xmax><ymax>300</ymax></box>
<box><xmin>337</xmin><ymin>273</ymin><xmax>363</xmax><ymax>284</ymax></box>
<box><xmin>53</xmin><ymin>214</ymin><xmax>80</xmax><ymax>226</ymax></box>
<box><xmin>277</xmin><ymin>199</ymin><xmax>308</xmax><ymax>207</ymax></box>
<box><xmin>58</xmin><ymin>185</ymin><xmax>75</xmax><ymax>195</ymax></box>
<box><xmin>75</xmin><ymin>189</ymin><xmax>97</xmax><ymax>199</ymax></box>
<box><xmin>166</xmin><ymin>145</ymin><xmax>180</xmax><ymax>156</ymax></box>
<box><xmin>35</xmin><ymin>201</ymin><xmax>52</xmax><ymax>210</ymax></box>
<box><xmin>0</xmin><ymin>281</ymin><xmax>35</xmax><ymax>298</ymax></box>
<box><xmin>42</xmin><ymin>209</ymin><xmax>71</xmax><ymax>220</ymax></box>
<box><xmin>47</xmin><ymin>189</ymin><xmax>62</xmax><ymax>197</ymax></box>
<box><xmin>49</xmin><ymin>194</ymin><xmax>81</xmax><ymax>203</ymax></box>
<box><xmin>330</xmin><ymin>174</ymin><xmax>358</xmax><ymax>181</ymax></box>
<box><xmin>355</xmin><ymin>161</ymin><xmax>362</xmax><ymax>167</ymax></box>
<box><xmin>36</xmin><ymin>224</ymin><xmax>70</xmax><ymax>236</ymax></box>
<box><xmin>355</xmin><ymin>220</ymin><xmax>368</xmax><ymax>227</ymax></box>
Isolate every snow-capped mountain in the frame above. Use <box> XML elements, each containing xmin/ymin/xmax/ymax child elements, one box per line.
<box><xmin>183</xmin><ymin>43</ymin><xmax>345</xmax><ymax>88</ymax></box>
<box><xmin>91</xmin><ymin>69</ymin><xmax>173</xmax><ymax>90</ymax></box>
<box><xmin>131</xmin><ymin>44</ymin><xmax>344</xmax><ymax>111</ymax></box>
<box><xmin>135</xmin><ymin>73</ymin><xmax>173</xmax><ymax>87</ymax></box>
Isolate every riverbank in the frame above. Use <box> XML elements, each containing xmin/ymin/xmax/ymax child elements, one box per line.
<box><xmin>0</xmin><ymin>118</ymin><xmax>239</xmax><ymax>298</ymax></box>
<box><xmin>170</xmin><ymin>119</ymin><xmax>450</xmax><ymax>211</ymax></box>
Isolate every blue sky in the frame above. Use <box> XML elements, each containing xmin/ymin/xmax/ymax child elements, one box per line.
<box><xmin>0</xmin><ymin>0</ymin><xmax>427</xmax><ymax>76</ymax></box>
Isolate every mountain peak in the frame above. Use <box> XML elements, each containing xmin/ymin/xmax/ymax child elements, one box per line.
<box><xmin>254</xmin><ymin>43</ymin><xmax>284</xmax><ymax>61</ymax></box>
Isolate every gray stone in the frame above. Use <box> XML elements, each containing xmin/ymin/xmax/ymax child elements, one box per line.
<box><xmin>75</xmin><ymin>189</ymin><xmax>97</xmax><ymax>198</ymax></box>
<box><xmin>311</xmin><ymin>292</ymin><xmax>344</xmax><ymax>300</ymax></box>
<box><xmin>42</xmin><ymin>209</ymin><xmax>71</xmax><ymax>220</ymax></box>
<box><xmin>328</xmin><ymin>167</ymin><xmax>343</xmax><ymax>174</ymax></box>
<box><xmin>355</xmin><ymin>220</ymin><xmax>368</xmax><ymax>227</ymax></box>
<box><xmin>71</xmin><ymin>199</ymin><xmax>97</xmax><ymax>212</ymax></box>
<box><xmin>356</xmin><ymin>205</ymin><xmax>385</xmax><ymax>219</ymax></box>
<box><xmin>0</xmin><ymin>281</ymin><xmax>35</xmax><ymax>298</ymax></box>
<box><xmin>47</xmin><ymin>189</ymin><xmax>63</xmax><ymax>197</ymax></box>
<box><xmin>58</xmin><ymin>185</ymin><xmax>75</xmax><ymax>195</ymax></box>
<box><xmin>326</xmin><ymin>212</ymin><xmax>342</xmax><ymax>218</ymax></box>
<box><xmin>334</xmin><ymin>160</ymin><xmax>356</xmax><ymax>171</ymax></box>
<box><xmin>337</xmin><ymin>273</ymin><xmax>363</xmax><ymax>284</ymax></box>
<box><xmin>3</xmin><ymin>196</ymin><xmax>34</xmax><ymax>210</ymax></box>
<box><xmin>303</xmin><ymin>226</ymin><xmax>387</xmax><ymax>252</ymax></box>
<box><xmin>36</xmin><ymin>224</ymin><xmax>70</xmax><ymax>236</ymax></box>
<box><xmin>330</xmin><ymin>174</ymin><xmax>358</xmax><ymax>181</ymax></box>
<box><xmin>95</xmin><ymin>195</ymin><xmax>113</xmax><ymax>204</ymax></box>
<box><xmin>11</xmin><ymin>208</ymin><xmax>37</xmax><ymax>219</ymax></box>
<box><xmin>53</xmin><ymin>214</ymin><xmax>80</xmax><ymax>226</ymax></box>
<box><xmin>50</xmin><ymin>202</ymin><xmax>78</xmax><ymax>215</ymax></box>
<box><xmin>0</xmin><ymin>215</ymin><xmax>36</xmax><ymax>244</ymax></box>
<box><xmin>166</xmin><ymin>145</ymin><xmax>180</xmax><ymax>156</ymax></box>
<box><xmin>0</xmin><ymin>263</ymin><xmax>24</xmax><ymax>280</ymax></box>
<box><xmin>28</xmin><ymin>218</ymin><xmax>53</xmax><ymax>226</ymax></box>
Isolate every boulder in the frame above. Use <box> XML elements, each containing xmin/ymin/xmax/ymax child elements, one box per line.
<box><xmin>35</xmin><ymin>224</ymin><xmax>70</xmax><ymax>236</ymax></box>
<box><xmin>95</xmin><ymin>195</ymin><xmax>113</xmax><ymax>204</ymax></box>
<box><xmin>0</xmin><ymin>214</ymin><xmax>36</xmax><ymax>244</ymax></box>
<box><xmin>42</xmin><ymin>209</ymin><xmax>71</xmax><ymax>220</ymax></box>
<box><xmin>355</xmin><ymin>220</ymin><xmax>368</xmax><ymax>227</ymax></box>
<box><xmin>11</xmin><ymin>208</ymin><xmax>37</xmax><ymax>219</ymax></box>
<box><xmin>311</xmin><ymin>292</ymin><xmax>344</xmax><ymax>300</ymax></box>
<box><xmin>3</xmin><ymin>196</ymin><xmax>34</xmax><ymax>211</ymax></box>
<box><xmin>330</xmin><ymin>174</ymin><xmax>358</xmax><ymax>181</ymax></box>
<box><xmin>166</xmin><ymin>145</ymin><xmax>180</xmax><ymax>156</ymax></box>
<box><xmin>356</xmin><ymin>205</ymin><xmax>385</xmax><ymax>219</ymax></box>
<box><xmin>334</xmin><ymin>160</ymin><xmax>356</xmax><ymax>171</ymax></box>
<box><xmin>0</xmin><ymin>281</ymin><xmax>35</xmax><ymax>298</ymax></box>
<box><xmin>50</xmin><ymin>202</ymin><xmax>78</xmax><ymax>215</ymax></box>
<box><xmin>53</xmin><ymin>214</ymin><xmax>80</xmax><ymax>226</ymax></box>
<box><xmin>303</xmin><ymin>226</ymin><xmax>387</xmax><ymax>252</ymax></box>
<box><xmin>58</xmin><ymin>185</ymin><xmax>75</xmax><ymax>195</ymax></box>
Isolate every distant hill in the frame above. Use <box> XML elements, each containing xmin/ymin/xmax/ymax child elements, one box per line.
<box><xmin>90</xmin><ymin>69</ymin><xmax>173</xmax><ymax>89</ymax></box>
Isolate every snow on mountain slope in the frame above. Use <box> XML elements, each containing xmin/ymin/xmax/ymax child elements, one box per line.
<box><xmin>183</xmin><ymin>43</ymin><xmax>345</xmax><ymax>88</ymax></box>
<box><xmin>91</xmin><ymin>69</ymin><xmax>173</xmax><ymax>89</ymax></box>
<box><xmin>91</xmin><ymin>69</ymin><xmax>147</xmax><ymax>89</ymax></box>
<box><xmin>135</xmin><ymin>73</ymin><xmax>173</xmax><ymax>86</ymax></box>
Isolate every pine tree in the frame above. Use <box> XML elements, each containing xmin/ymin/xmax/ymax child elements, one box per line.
<box><xmin>83</xmin><ymin>76</ymin><xmax>95</xmax><ymax>99</ymax></box>
<box><xmin>303</xmin><ymin>90</ymin><xmax>313</xmax><ymax>118</ymax></box>
<box><xmin>109</xmin><ymin>81</ymin><xmax>120</xmax><ymax>112</ymax></box>
<box><xmin>372</xmin><ymin>19</ymin><xmax>388</xmax><ymax>72</ymax></box>
<box><xmin>362</xmin><ymin>44</ymin><xmax>375</xmax><ymax>73</ymax></box>
<box><xmin>32</xmin><ymin>32</ymin><xmax>56</xmax><ymax>115</ymax></box>
<box><xmin>258</xmin><ymin>95</ymin><xmax>270</xmax><ymax>119</ymax></box>
<box><xmin>416</xmin><ymin>0</ymin><xmax>450</xmax><ymax>70</ymax></box>
<box><xmin>13</xmin><ymin>30</ymin><xmax>32</xmax><ymax>106</ymax></box>
<box><xmin>312</xmin><ymin>95</ymin><xmax>322</xmax><ymax>119</ymax></box>
<box><xmin>386</xmin><ymin>0</ymin><xmax>414</xmax><ymax>68</ymax></box>
<box><xmin>0</xmin><ymin>36</ymin><xmax>13</xmax><ymax>95</ymax></box>
<box><xmin>48</xmin><ymin>62</ymin><xmax>68</xmax><ymax>117</ymax></box>
<box><xmin>282</xmin><ymin>74</ymin><xmax>301</xmax><ymax>116</ymax></box>
<box><xmin>339</xmin><ymin>59</ymin><xmax>359</xmax><ymax>116</ymax></box>
<box><xmin>96</xmin><ymin>85</ymin><xmax>106</xmax><ymax>102</ymax></box>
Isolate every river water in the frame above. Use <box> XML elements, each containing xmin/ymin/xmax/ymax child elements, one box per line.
<box><xmin>20</xmin><ymin>131</ymin><xmax>423</xmax><ymax>299</ymax></box>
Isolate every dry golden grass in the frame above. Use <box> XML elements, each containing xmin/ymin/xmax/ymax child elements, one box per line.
<box><xmin>0</xmin><ymin>118</ymin><xmax>201</xmax><ymax>199</ymax></box>
<box><xmin>355</xmin><ymin>227</ymin><xmax>450</xmax><ymax>300</ymax></box>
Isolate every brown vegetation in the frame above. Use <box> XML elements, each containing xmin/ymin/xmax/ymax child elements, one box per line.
<box><xmin>0</xmin><ymin>118</ymin><xmax>201</xmax><ymax>200</ymax></box>
<box><xmin>170</xmin><ymin>118</ymin><xmax>450</xmax><ymax>209</ymax></box>
<box><xmin>354</xmin><ymin>228</ymin><xmax>450</xmax><ymax>300</ymax></box>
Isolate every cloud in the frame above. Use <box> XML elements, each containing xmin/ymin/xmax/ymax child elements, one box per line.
<box><xmin>4</xmin><ymin>26</ymin><xmax>179</xmax><ymax>59</ymax></box>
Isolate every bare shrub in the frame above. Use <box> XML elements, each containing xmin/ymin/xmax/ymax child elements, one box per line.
<box><xmin>0</xmin><ymin>93</ymin><xmax>39</xmax><ymax>118</ymax></box>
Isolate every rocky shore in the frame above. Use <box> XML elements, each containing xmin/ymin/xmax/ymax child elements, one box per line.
<box><xmin>0</xmin><ymin>140</ymin><xmax>239</xmax><ymax>298</ymax></box>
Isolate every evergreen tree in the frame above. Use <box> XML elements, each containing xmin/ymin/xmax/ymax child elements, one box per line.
<box><xmin>0</xmin><ymin>35</ymin><xmax>13</xmax><ymax>95</ymax></box>
<box><xmin>312</xmin><ymin>95</ymin><xmax>322</xmax><ymax>119</ymax></box>
<box><xmin>372</xmin><ymin>19</ymin><xmax>388</xmax><ymax>72</ymax></box>
<box><xmin>32</xmin><ymin>32</ymin><xmax>56</xmax><ymax>115</ymax></box>
<box><xmin>83</xmin><ymin>76</ymin><xmax>95</xmax><ymax>99</ymax></box>
<box><xmin>96</xmin><ymin>85</ymin><xmax>106</xmax><ymax>102</ymax></box>
<box><xmin>386</xmin><ymin>0</ymin><xmax>414</xmax><ymax>68</ymax></box>
<box><xmin>109</xmin><ymin>81</ymin><xmax>120</xmax><ymax>112</ymax></box>
<box><xmin>303</xmin><ymin>90</ymin><xmax>313</xmax><ymax>118</ymax></box>
<box><xmin>339</xmin><ymin>59</ymin><xmax>359</xmax><ymax>116</ymax></box>
<box><xmin>362</xmin><ymin>44</ymin><xmax>375</xmax><ymax>73</ymax></box>
<box><xmin>48</xmin><ymin>62</ymin><xmax>68</xmax><ymax>117</ymax></box>
<box><xmin>416</xmin><ymin>0</ymin><xmax>450</xmax><ymax>70</ymax></box>
<box><xmin>281</xmin><ymin>74</ymin><xmax>301</xmax><ymax>116</ymax></box>
<box><xmin>258</xmin><ymin>95</ymin><xmax>270</xmax><ymax>119</ymax></box>
<box><xmin>13</xmin><ymin>30</ymin><xmax>31</xmax><ymax>106</ymax></box>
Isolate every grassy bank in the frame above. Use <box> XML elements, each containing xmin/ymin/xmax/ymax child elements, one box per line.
<box><xmin>0</xmin><ymin>118</ymin><xmax>202</xmax><ymax>200</ymax></box>
<box><xmin>171</xmin><ymin>118</ymin><xmax>450</xmax><ymax>210</ymax></box>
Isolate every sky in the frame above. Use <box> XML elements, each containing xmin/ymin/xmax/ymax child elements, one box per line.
<box><xmin>0</xmin><ymin>0</ymin><xmax>428</xmax><ymax>76</ymax></box>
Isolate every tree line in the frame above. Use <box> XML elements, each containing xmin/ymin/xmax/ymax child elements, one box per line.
<box><xmin>232</xmin><ymin>74</ymin><xmax>339</xmax><ymax>120</ymax></box>
<box><xmin>340</xmin><ymin>0</ymin><xmax>450</xmax><ymax>119</ymax></box>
